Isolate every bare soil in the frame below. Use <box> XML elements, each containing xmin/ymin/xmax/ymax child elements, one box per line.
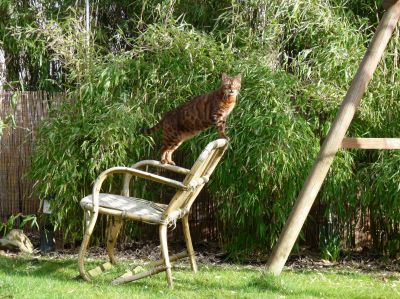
<box><xmin>1</xmin><ymin>232</ymin><xmax>399</xmax><ymax>275</ymax></box>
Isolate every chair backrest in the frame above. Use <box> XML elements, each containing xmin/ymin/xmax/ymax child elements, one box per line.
<box><xmin>163</xmin><ymin>139</ymin><xmax>228</xmax><ymax>220</ymax></box>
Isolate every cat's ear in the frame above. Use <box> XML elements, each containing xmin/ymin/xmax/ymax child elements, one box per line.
<box><xmin>221</xmin><ymin>73</ymin><xmax>229</xmax><ymax>81</ymax></box>
<box><xmin>234</xmin><ymin>74</ymin><xmax>242</xmax><ymax>82</ymax></box>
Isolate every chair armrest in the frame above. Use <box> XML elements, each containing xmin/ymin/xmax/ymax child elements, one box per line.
<box><xmin>131</xmin><ymin>160</ymin><xmax>190</xmax><ymax>175</ymax></box>
<box><xmin>121</xmin><ymin>160</ymin><xmax>190</xmax><ymax>197</ymax></box>
<box><xmin>90</xmin><ymin>166</ymin><xmax>187</xmax><ymax>212</ymax></box>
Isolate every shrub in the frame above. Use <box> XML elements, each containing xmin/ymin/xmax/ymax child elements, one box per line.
<box><xmin>27</xmin><ymin>1</ymin><xmax>400</xmax><ymax>256</ymax></box>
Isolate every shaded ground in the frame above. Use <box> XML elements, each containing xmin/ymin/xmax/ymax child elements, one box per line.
<box><xmin>2</xmin><ymin>233</ymin><xmax>399</xmax><ymax>276</ymax></box>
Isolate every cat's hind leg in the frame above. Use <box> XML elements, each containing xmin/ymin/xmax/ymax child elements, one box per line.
<box><xmin>161</xmin><ymin>125</ymin><xmax>189</xmax><ymax>165</ymax></box>
<box><xmin>161</xmin><ymin>147</ymin><xmax>169</xmax><ymax>165</ymax></box>
<box><xmin>161</xmin><ymin>140</ymin><xmax>182</xmax><ymax>165</ymax></box>
<box><xmin>161</xmin><ymin>148</ymin><xmax>176</xmax><ymax>165</ymax></box>
<box><xmin>166</xmin><ymin>151</ymin><xmax>176</xmax><ymax>165</ymax></box>
<box><xmin>166</xmin><ymin>142</ymin><xmax>182</xmax><ymax>166</ymax></box>
<box><xmin>161</xmin><ymin>143</ymin><xmax>178</xmax><ymax>165</ymax></box>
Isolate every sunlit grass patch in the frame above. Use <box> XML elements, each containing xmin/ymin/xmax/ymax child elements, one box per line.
<box><xmin>0</xmin><ymin>255</ymin><xmax>399</xmax><ymax>299</ymax></box>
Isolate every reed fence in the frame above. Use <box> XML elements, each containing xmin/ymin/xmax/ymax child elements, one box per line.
<box><xmin>0</xmin><ymin>92</ymin><xmax>60</xmax><ymax>223</ymax></box>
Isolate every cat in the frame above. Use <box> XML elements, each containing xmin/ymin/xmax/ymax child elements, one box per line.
<box><xmin>141</xmin><ymin>73</ymin><xmax>241</xmax><ymax>165</ymax></box>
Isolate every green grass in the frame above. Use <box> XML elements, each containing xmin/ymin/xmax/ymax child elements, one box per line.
<box><xmin>0</xmin><ymin>255</ymin><xmax>399</xmax><ymax>299</ymax></box>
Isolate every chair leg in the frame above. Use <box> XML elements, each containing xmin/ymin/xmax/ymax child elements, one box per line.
<box><xmin>182</xmin><ymin>215</ymin><xmax>198</xmax><ymax>273</ymax></box>
<box><xmin>159</xmin><ymin>224</ymin><xmax>173</xmax><ymax>288</ymax></box>
<box><xmin>78</xmin><ymin>210</ymin><xmax>95</xmax><ymax>281</ymax></box>
<box><xmin>106</xmin><ymin>216</ymin><xmax>123</xmax><ymax>264</ymax></box>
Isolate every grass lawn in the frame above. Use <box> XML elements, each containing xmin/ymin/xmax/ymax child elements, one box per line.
<box><xmin>0</xmin><ymin>254</ymin><xmax>399</xmax><ymax>299</ymax></box>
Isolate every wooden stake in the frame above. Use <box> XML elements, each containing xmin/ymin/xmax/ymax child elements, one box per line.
<box><xmin>266</xmin><ymin>2</ymin><xmax>400</xmax><ymax>275</ymax></box>
<box><xmin>87</xmin><ymin>262</ymin><xmax>113</xmax><ymax>277</ymax></box>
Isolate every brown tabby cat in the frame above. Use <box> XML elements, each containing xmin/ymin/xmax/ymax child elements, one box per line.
<box><xmin>141</xmin><ymin>73</ymin><xmax>241</xmax><ymax>165</ymax></box>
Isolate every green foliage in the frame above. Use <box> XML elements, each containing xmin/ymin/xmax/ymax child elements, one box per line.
<box><xmin>8</xmin><ymin>0</ymin><xmax>399</xmax><ymax>256</ymax></box>
<box><xmin>0</xmin><ymin>93</ymin><xmax>18</xmax><ymax>139</ymax></box>
<box><xmin>212</xmin><ymin>68</ymin><xmax>320</xmax><ymax>253</ymax></box>
<box><xmin>0</xmin><ymin>213</ymin><xmax>38</xmax><ymax>237</ymax></box>
<box><xmin>320</xmin><ymin>213</ymin><xmax>341</xmax><ymax>262</ymax></box>
<box><xmin>320</xmin><ymin>234</ymin><xmax>341</xmax><ymax>262</ymax></box>
<box><xmin>29</xmin><ymin>17</ymin><xmax>237</xmax><ymax>239</ymax></box>
<box><xmin>0</xmin><ymin>1</ymin><xmax>55</xmax><ymax>91</ymax></box>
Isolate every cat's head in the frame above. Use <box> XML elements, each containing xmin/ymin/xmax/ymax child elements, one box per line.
<box><xmin>221</xmin><ymin>73</ymin><xmax>241</xmax><ymax>96</ymax></box>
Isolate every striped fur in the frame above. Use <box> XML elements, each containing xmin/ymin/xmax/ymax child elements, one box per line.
<box><xmin>141</xmin><ymin>73</ymin><xmax>241</xmax><ymax>165</ymax></box>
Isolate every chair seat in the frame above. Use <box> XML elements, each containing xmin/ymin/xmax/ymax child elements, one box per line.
<box><xmin>80</xmin><ymin>193</ymin><xmax>168</xmax><ymax>224</ymax></box>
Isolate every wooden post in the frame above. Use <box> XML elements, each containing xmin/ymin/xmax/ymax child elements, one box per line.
<box><xmin>266</xmin><ymin>1</ymin><xmax>400</xmax><ymax>275</ymax></box>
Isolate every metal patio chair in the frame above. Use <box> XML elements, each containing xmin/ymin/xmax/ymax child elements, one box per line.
<box><xmin>78</xmin><ymin>139</ymin><xmax>228</xmax><ymax>288</ymax></box>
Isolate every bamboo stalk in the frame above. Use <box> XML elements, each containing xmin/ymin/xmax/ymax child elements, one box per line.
<box><xmin>266</xmin><ymin>2</ymin><xmax>400</xmax><ymax>275</ymax></box>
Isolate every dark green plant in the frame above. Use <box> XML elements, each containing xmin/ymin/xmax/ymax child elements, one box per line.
<box><xmin>0</xmin><ymin>213</ymin><xmax>39</xmax><ymax>237</ymax></box>
<box><xmin>320</xmin><ymin>233</ymin><xmax>341</xmax><ymax>262</ymax></box>
<box><xmin>319</xmin><ymin>212</ymin><xmax>341</xmax><ymax>262</ymax></box>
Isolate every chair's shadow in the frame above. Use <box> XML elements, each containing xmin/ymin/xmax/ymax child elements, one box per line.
<box><xmin>0</xmin><ymin>254</ymin><xmax>189</xmax><ymax>286</ymax></box>
<box><xmin>0</xmin><ymin>254</ymin><xmax>124</xmax><ymax>283</ymax></box>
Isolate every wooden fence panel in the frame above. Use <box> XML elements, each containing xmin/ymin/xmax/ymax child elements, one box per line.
<box><xmin>0</xmin><ymin>91</ymin><xmax>59</xmax><ymax>223</ymax></box>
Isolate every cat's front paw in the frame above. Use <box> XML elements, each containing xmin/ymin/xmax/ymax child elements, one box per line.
<box><xmin>161</xmin><ymin>159</ymin><xmax>176</xmax><ymax>166</ymax></box>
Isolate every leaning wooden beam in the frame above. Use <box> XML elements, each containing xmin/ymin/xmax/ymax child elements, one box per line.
<box><xmin>112</xmin><ymin>265</ymin><xmax>168</xmax><ymax>285</ymax></box>
<box><xmin>341</xmin><ymin>138</ymin><xmax>400</xmax><ymax>149</ymax></box>
<box><xmin>150</xmin><ymin>250</ymin><xmax>188</xmax><ymax>267</ymax></box>
<box><xmin>266</xmin><ymin>1</ymin><xmax>400</xmax><ymax>275</ymax></box>
<box><xmin>111</xmin><ymin>251</ymin><xmax>188</xmax><ymax>285</ymax></box>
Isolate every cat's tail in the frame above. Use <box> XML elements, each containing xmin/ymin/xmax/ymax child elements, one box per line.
<box><xmin>140</xmin><ymin>121</ymin><xmax>162</xmax><ymax>135</ymax></box>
